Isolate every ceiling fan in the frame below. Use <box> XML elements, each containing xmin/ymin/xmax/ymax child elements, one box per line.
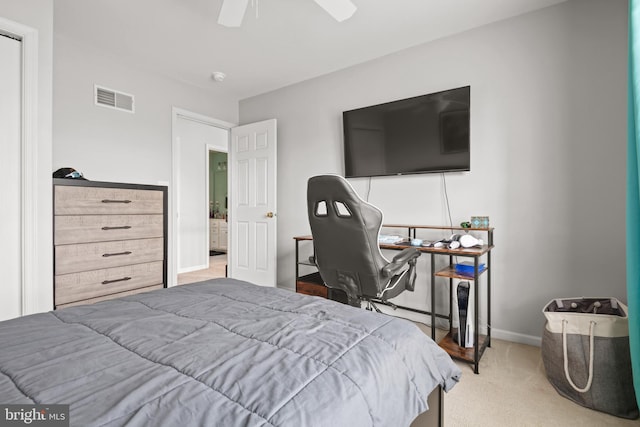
<box><xmin>218</xmin><ymin>0</ymin><xmax>357</xmax><ymax>27</ymax></box>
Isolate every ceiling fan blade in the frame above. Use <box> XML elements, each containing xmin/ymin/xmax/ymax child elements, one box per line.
<box><xmin>218</xmin><ymin>0</ymin><xmax>250</xmax><ymax>27</ymax></box>
<box><xmin>313</xmin><ymin>0</ymin><xmax>357</xmax><ymax>22</ymax></box>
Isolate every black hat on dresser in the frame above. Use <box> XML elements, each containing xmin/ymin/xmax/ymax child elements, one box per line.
<box><xmin>53</xmin><ymin>167</ymin><xmax>87</xmax><ymax>180</ymax></box>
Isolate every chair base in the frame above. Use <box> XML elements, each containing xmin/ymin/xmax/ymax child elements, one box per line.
<box><xmin>363</xmin><ymin>298</ymin><xmax>397</xmax><ymax>313</ymax></box>
<box><xmin>364</xmin><ymin>300</ymin><xmax>382</xmax><ymax>313</ymax></box>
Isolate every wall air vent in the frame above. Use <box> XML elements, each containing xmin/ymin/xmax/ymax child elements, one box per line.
<box><xmin>94</xmin><ymin>85</ymin><xmax>135</xmax><ymax>113</ymax></box>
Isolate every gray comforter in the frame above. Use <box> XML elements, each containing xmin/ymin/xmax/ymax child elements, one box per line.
<box><xmin>0</xmin><ymin>278</ymin><xmax>460</xmax><ymax>426</ymax></box>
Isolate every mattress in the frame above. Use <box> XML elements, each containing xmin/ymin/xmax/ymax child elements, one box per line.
<box><xmin>0</xmin><ymin>278</ymin><xmax>460</xmax><ymax>426</ymax></box>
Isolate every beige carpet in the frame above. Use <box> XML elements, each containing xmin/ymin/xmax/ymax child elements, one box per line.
<box><xmin>439</xmin><ymin>334</ymin><xmax>639</xmax><ymax>426</ymax></box>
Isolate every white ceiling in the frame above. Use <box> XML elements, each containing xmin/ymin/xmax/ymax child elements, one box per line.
<box><xmin>54</xmin><ymin>0</ymin><xmax>567</xmax><ymax>101</ymax></box>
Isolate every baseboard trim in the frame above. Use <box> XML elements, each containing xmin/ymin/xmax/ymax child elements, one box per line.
<box><xmin>491</xmin><ymin>328</ymin><xmax>542</xmax><ymax>347</ymax></box>
<box><xmin>178</xmin><ymin>264</ymin><xmax>208</xmax><ymax>274</ymax></box>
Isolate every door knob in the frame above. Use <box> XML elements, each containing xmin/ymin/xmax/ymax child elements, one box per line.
<box><xmin>266</xmin><ymin>212</ymin><xmax>275</xmax><ymax>218</ymax></box>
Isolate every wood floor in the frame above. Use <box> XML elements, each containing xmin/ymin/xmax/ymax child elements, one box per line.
<box><xmin>177</xmin><ymin>254</ymin><xmax>227</xmax><ymax>285</ymax></box>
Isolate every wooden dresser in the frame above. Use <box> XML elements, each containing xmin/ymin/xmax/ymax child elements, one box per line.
<box><xmin>53</xmin><ymin>179</ymin><xmax>167</xmax><ymax>309</ymax></box>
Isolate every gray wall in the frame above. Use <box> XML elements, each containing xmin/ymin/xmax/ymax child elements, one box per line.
<box><xmin>0</xmin><ymin>0</ymin><xmax>54</xmax><ymax>313</ymax></box>
<box><xmin>239</xmin><ymin>0</ymin><xmax>628</xmax><ymax>344</ymax></box>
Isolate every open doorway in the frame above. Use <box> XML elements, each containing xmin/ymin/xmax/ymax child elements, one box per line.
<box><xmin>172</xmin><ymin>108</ymin><xmax>232</xmax><ymax>286</ymax></box>
<box><xmin>178</xmin><ymin>148</ymin><xmax>228</xmax><ymax>285</ymax></box>
<box><xmin>172</xmin><ymin>111</ymin><xmax>278</xmax><ymax>287</ymax></box>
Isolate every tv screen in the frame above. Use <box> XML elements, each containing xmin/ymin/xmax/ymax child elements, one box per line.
<box><xmin>343</xmin><ymin>86</ymin><xmax>470</xmax><ymax>178</ymax></box>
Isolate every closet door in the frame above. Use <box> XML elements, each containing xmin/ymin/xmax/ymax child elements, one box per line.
<box><xmin>0</xmin><ymin>33</ymin><xmax>22</xmax><ymax>321</ymax></box>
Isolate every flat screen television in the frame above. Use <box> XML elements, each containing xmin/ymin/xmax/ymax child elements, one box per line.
<box><xmin>342</xmin><ymin>86</ymin><xmax>470</xmax><ymax>178</ymax></box>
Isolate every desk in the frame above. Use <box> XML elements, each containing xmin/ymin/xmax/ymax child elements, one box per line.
<box><xmin>293</xmin><ymin>225</ymin><xmax>494</xmax><ymax>374</ymax></box>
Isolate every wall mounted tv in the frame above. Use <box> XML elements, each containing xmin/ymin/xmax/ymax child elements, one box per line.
<box><xmin>342</xmin><ymin>86</ymin><xmax>470</xmax><ymax>178</ymax></box>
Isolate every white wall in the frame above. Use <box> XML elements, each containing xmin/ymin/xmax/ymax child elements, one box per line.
<box><xmin>53</xmin><ymin>35</ymin><xmax>238</xmax><ymax>185</ymax></box>
<box><xmin>239</xmin><ymin>0</ymin><xmax>628</xmax><ymax>344</ymax></box>
<box><xmin>0</xmin><ymin>0</ymin><xmax>54</xmax><ymax>314</ymax></box>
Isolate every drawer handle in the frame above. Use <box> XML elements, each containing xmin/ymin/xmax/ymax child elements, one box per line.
<box><xmin>101</xmin><ymin>199</ymin><xmax>132</xmax><ymax>204</ymax></box>
<box><xmin>102</xmin><ymin>276</ymin><xmax>132</xmax><ymax>285</ymax></box>
<box><xmin>102</xmin><ymin>251</ymin><xmax>132</xmax><ymax>257</ymax></box>
<box><xmin>101</xmin><ymin>226</ymin><xmax>132</xmax><ymax>230</ymax></box>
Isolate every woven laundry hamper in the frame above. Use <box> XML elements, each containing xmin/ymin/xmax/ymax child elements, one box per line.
<box><xmin>541</xmin><ymin>297</ymin><xmax>639</xmax><ymax>419</ymax></box>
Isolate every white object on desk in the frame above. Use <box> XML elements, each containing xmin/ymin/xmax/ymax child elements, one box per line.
<box><xmin>378</xmin><ymin>235</ymin><xmax>404</xmax><ymax>244</ymax></box>
<box><xmin>460</xmin><ymin>234</ymin><xmax>484</xmax><ymax>248</ymax></box>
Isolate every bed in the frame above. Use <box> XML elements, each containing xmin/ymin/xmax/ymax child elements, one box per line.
<box><xmin>0</xmin><ymin>278</ymin><xmax>460</xmax><ymax>426</ymax></box>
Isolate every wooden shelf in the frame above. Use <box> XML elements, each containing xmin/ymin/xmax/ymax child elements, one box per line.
<box><xmin>296</xmin><ymin>272</ymin><xmax>327</xmax><ymax>298</ymax></box>
<box><xmin>379</xmin><ymin>242</ymin><xmax>493</xmax><ymax>256</ymax></box>
<box><xmin>439</xmin><ymin>330</ymin><xmax>489</xmax><ymax>363</ymax></box>
<box><xmin>295</xmin><ymin>272</ymin><xmax>348</xmax><ymax>303</ymax></box>
<box><xmin>435</xmin><ymin>265</ymin><xmax>488</xmax><ymax>280</ymax></box>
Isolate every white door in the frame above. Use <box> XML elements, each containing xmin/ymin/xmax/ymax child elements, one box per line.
<box><xmin>0</xmin><ymin>34</ymin><xmax>22</xmax><ymax>321</ymax></box>
<box><xmin>229</xmin><ymin>119</ymin><xmax>277</xmax><ymax>287</ymax></box>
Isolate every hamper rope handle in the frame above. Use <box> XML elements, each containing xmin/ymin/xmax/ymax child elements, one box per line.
<box><xmin>562</xmin><ymin>319</ymin><xmax>596</xmax><ymax>393</ymax></box>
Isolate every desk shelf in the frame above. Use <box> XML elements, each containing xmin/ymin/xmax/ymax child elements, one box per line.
<box><xmin>435</xmin><ymin>265</ymin><xmax>488</xmax><ymax>281</ymax></box>
<box><xmin>294</xmin><ymin>225</ymin><xmax>494</xmax><ymax>374</ymax></box>
<box><xmin>293</xmin><ymin>241</ymin><xmax>349</xmax><ymax>304</ymax></box>
<box><xmin>429</xmin><ymin>249</ymin><xmax>492</xmax><ymax>374</ymax></box>
<box><xmin>439</xmin><ymin>330</ymin><xmax>490</xmax><ymax>363</ymax></box>
<box><xmin>406</xmin><ymin>225</ymin><xmax>493</xmax><ymax>375</ymax></box>
<box><xmin>296</xmin><ymin>272</ymin><xmax>327</xmax><ymax>298</ymax></box>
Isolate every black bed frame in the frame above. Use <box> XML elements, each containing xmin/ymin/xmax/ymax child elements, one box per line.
<box><xmin>411</xmin><ymin>386</ymin><xmax>443</xmax><ymax>427</ymax></box>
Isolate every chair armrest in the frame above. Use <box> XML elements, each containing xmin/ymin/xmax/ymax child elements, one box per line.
<box><xmin>382</xmin><ymin>247</ymin><xmax>420</xmax><ymax>277</ymax></box>
<box><xmin>392</xmin><ymin>247</ymin><xmax>420</xmax><ymax>264</ymax></box>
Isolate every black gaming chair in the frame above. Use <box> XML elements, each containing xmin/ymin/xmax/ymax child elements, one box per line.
<box><xmin>307</xmin><ymin>175</ymin><xmax>421</xmax><ymax>309</ymax></box>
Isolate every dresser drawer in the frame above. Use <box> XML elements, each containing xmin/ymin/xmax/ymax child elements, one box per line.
<box><xmin>55</xmin><ymin>214</ymin><xmax>163</xmax><ymax>244</ymax></box>
<box><xmin>55</xmin><ymin>261</ymin><xmax>163</xmax><ymax>305</ymax></box>
<box><xmin>55</xmin><ymin>186</ymin><xmax>163</xmax><ymax>215</ymax></box>
<box><xmin>56</xmin><ymin>284</ymin><xmax>163</xmax><ymax>309</ymax></box>
<box><xmin>55</xmin><ymin>238</ymin><xmax>164</xmax><ymax>275</ymax></box>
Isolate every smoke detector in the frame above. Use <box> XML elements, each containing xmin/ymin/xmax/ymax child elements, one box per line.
<box><xmin>211</xmin><ymin>72</ymin><xmax>226</xmax><ymax>82</ymax></box>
